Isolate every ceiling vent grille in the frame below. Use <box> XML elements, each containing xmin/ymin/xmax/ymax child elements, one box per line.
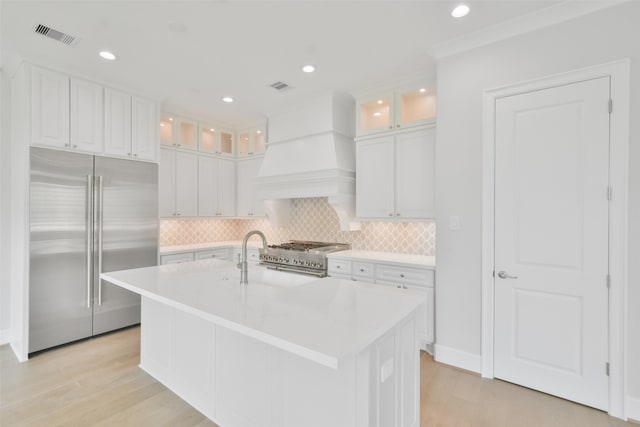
<box><xmin>270</xmin><ymin>81</ymin><xmax>291</xmax><ymax>92</ymax></box>
<box><xmin>33</xmin><ymin>24</ymin><xmax>79</xmax><ymax>47</ymax></box>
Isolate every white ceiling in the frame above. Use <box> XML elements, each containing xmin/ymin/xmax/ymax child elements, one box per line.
<box><xmin>1</xmin><ymin>0</ymin><xmax>567</xmax><ymax>128</ymax></box>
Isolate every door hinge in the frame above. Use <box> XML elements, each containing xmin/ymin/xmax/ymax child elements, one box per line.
<box><xmin>606</xmin><ymin>274</ymin><xmax>611</xmax><ymax>288</ymax></box>
<box><xmin>606</xmin><ymin>362</ymin><xmax>610</xmax><ymax>376</ymax></box>
<box><xmin>609</xmin><ymin>99</ymin><xmax>613</xmax><ymax>114</ymax></box>
<box><xmin>607</xmin><ymin>186</ymin><xmax>612</xmax><ymax>201</ymax></box>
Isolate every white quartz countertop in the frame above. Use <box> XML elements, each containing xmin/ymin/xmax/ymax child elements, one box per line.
<box><xmin>101</xmin><ymin>259</ymin><xmax>425</xmax><ymax>369</ymax></box>
<box><xmin>160</xmin><ymin>241</ymin><xmax>262</xmax><ymax>255</ymax></box>
<box><xmin>327</xmin><ymin>250</ymin><xmax>436</xmax><ymax>269</ymax></box>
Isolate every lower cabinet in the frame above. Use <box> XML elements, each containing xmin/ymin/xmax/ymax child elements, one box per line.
<box><xmin>328</xmin><ymin>258</ymin><xmax>435</xmax><ymax>350</ymax></box>
<box><xmin>140</xmin><ymin>297</ymin><xmax>419</xmax><ymax>427</ymax></box>
<box><xmin>160</xmin><ymin>247</ymin><xmax>233</xmax><ymax>265</ymax></box>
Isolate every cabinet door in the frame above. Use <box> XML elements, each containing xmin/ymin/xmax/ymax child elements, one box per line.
<box><xmin>131</xmin><ymin>97</ymin><xmax>157</xmax><ymax>161</ymax></box>
<box><xmin>404</xmin><ymin>284</ymin><xmax>430</xmax><ymax>345</ymax></box>
<box><xmin>31</xmin><ymin>66</ymin><xmax>70</xmax><ymax>148</ymax></box>
<box><xmin>395</xmin><ymin>85</ymin><xmax>436</xmax><ymax>129</ymax></box>
<box><xmin>160</xmin><ymin>252</ymin><xmax>195</xmax><ymax>264</ymax></box>
<box><xmin>218</xmin><ymin>129</ymin><xmax>235</xmax><ymax>157</ymax></box>
<box><xmin>159</xmin><ymin>149</ymin><xmax>176</xmax><ymax>217</ymax></box>
<box><xmin>104</xmin><ymin>88</ymin><xmax>132</xmax><ymax>157</ymax></box>
<box><xmin>356</xmin><ymin>136</ymin><xmax>395</xmax><ymax>218</ymax></box>
<box><xmin>70</xmin><ymin>78</ymin><xmax>104</xmax><ymax>153</ymax></box>
<box><xmin>356</xmin><ymin>93</ymin><xmax>394</xmax><ymax>136</ymax></box>
<box><xmin>160</xmin><ymin>114</ymin><xmax>177</xmax><ymax>147</ymax></box>
<box><xmin>217</xmin><ymin>158</ymin><xmax>236</xmax><ymax>216</ymax></box>
<box><xmin>395</xmin><ymin>128</ymin><xmax>435</xmax><ymax>219</ymax></box>
<box><xmin>236</xmin><ymin>157</ymin><xmax>264</xmax><ymax>217</ymax></box>
<box><xmin>177</xmin><ymin>118</ymin><xmax>198</xmax><ymax>150</ymax></box>
<box><xmin>199</xmin><ymin>124</ymin><xmax>218</xmax><ymax>154</ymax></box>
<box><xmin>175</xmin><ymin>152</ymin><xmax>198</xmax><ymax>216</ymax></box>
<box><xmin>237</xmin><ymin>126</ymin><xmax>266</xmax><ymax>157</ymax></box>
<box><xmin>198</xmin><ymin>156</ymin><xmax>219</xmax><ymax>216</ymax></box>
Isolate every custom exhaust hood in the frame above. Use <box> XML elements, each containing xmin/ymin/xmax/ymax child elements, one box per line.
<box><xmin>255</xmin><ymin>92</ymin><xmax>361</xmax><ymax>231</ymax></box>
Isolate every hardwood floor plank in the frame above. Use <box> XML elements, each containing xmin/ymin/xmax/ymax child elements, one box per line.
<box><xmin>1</xmin><ymin>328</ymin><xmax>636</xmax><ymax>427</ymax></box>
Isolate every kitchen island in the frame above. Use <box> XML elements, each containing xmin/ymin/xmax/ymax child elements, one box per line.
<box><xmin>101</xmin><ymin>259</ymin><xmax>425</xmax><ymax>427</ymax></box>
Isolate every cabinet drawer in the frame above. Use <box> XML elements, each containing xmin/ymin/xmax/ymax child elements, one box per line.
<box><xmin>195</xmin><ymin>248</ymin><xmax>231</xmax><ymax>261</ymax></box>
<box><xmin>328</xmin><ymin>259</ymin><xmax>352</xmax><ymax>276</ymax></box>
<box><xmin>352</xmin><ymin>262</ymin><xmax>375</xmax><ymax>280</ymax></box>
<box><xmin>160</xmin><ymin>252</ymin><xmax>195</xmax><ymax>265</ymax></box>
<box><xmin>375</xmin><ymin>264</ymin><xmax>434</xmax><ymax>287</ymax></box>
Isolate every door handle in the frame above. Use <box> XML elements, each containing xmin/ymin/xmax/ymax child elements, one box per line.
<box><xmin>96</xmin><ymin>176</ymin><xmax>104</xmax><ymax>306</ymax></box>
<box><xmin>497</xmin><ymin>271</ymin><xmax>518</xmax><ymax>279</ymax></box>
<box><xmin>86</xmin><ymin>175</ymin><xmax>93</xmax><ymax>308</ymax></box>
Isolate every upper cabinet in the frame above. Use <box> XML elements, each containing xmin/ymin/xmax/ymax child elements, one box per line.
<box><xmin>237</xmin><ymin>125</ymin><xmax>266</xmax><ymax>157</ymax></box>
<box><xmin>199</xmin><ymin>124</ymin><xmax>235</xmax><ymax>158</ymax></box>
<box><xmin>70</xmin><ymin>78</ymin><xmax>104</xmax><ymax>153</ymax></box>
<box><xmin>31</xmin><ymin>66</ymin><xmax>70</xmax><ymax>148</ymax></box>
<box><xmin>30</xmin><ymin>65</ymin><xmax>159</xmax><ymax>161</ymax></box>
<box><xmin>356</xmin><ymin>83</ymin><xmax>436</xmax><ymax>137</ymax></box>
<box><xmin>236</xmin><ymin>156</ymin><xmax>266</xmax><ymax>217</ymax></box>
<box><xmin>356</xmin><ymin>126</ymin><xmax>435</xmax><ymax>220</ymax></box>
<box><xmin>160</xmin><ymin>114</ymin><xmax>197</xmax><ymax>151</ymax></box>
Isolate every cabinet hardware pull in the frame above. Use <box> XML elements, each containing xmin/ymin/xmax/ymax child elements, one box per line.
<box><xmin>396</xmin><ymin>124</ymin><xmax>400</xmax><ymax>128</ymax></box>
<box><xmin>73</xmin><ymin>144</ymin><xmax>78</xmax><ymax>148</ymax></box>
<box><xmin>396</xmin><ymin>213</ymin><xmax>400</xmax><ymax>216</ymax></box>
<box><xmin>133</xmin><ymin>153</ymin><xmax>137</xmax><ymax>157</ymax></box>
<box><xmin>389</xmin><ymin>213</ymin><xmax>393</xmax><ymax>216</ymax></box>
<box><xmin>389</xmin><ymin>126</ymin><xmax>393</xmax><ymax>129</ymax></box>
<box><xmin>360</xmin><ymin>268</ymin><xmax>364</xmax><ymax>272</ymax></box>
<box><xmin>400</xmin><ymin>274</ymin><xmax>404</xmax><ymax>278</ymax></box>
<box><xmin>65</xmin><ymin>143</ymin><xmax>70</xmax><ymax>147</ymax></box>
<box><xmin>128</xmin><ymin>152</ymin><xmax>132</xmax><ymax>156</ymax></box>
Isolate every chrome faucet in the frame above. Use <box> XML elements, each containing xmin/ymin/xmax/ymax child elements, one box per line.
<box><xmin>238</xmin><ymin>230</ymin><xmax>268</xmax><ymax>285</ymax></box>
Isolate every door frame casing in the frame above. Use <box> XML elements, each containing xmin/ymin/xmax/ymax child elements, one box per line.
<box><xmin>481</xmin><ymin>59</ymin><xmax>630</xmax><ymax>419</ymax></box>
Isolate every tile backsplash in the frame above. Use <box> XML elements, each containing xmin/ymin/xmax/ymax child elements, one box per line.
<box><xmin>160</xmin><ymin>197</ymin><xmax>435</xmax><ymax>256</ymax></box>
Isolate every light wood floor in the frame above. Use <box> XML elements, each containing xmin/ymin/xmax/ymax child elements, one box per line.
<box><xmin>0</xmin><ymin>327</ymin><xmax>636</xmax><ymax>427</ymax></box>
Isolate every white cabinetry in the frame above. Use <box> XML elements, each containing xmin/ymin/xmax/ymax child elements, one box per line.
<box><xmin>237</xmin><ymin>125</ymin><xmax>266</xmax><ymax>157</ymax></box>
<box><xmin>357</xmin><ymin>83</ymin><xmax>436</xmax><ymax>137</ymax></box>
<box><xmin>31</xmin><ymin>66</ymin><xmax>70</xmax><ymax>148</ymax></box>
<box><xmin>236</xmin><ymin>156</ymin><xmax>266</xmax><ymax>217</ymax></box>
<box><xmin>70</xmin><ymin>78</ymin><xmax>104</xmax><ymax>153</ymax></box>
<box><xmin>198</xmin><ymin>156</ymin><xmax>235</xmax><ymax>217</ymax></box>
<box><xmin>160</xmin><ymin>252</ymin><xmax>195</xmax><ymax>264</ymax></box>
<box><xmin>160</xmin><ymin>114</ymin><xmax>197</xmax><ymax>151</ymax></box>
<box><xmin>104</xmin><ymin>88</ymin><xmax>132</xmax><ymax>157</ymax></box>
<box><xmin>160</xmin><ymin>148</ymin><xmax>198</xmax><ymax>217</ymax></box>
<box><xmin>131</xmin><ymin>97</ymin><xmax>158</xmax><ymax>161</ymax></box>
<box><xmin>199</xmin><ymin>124</ymin><xmax>235</xmax><ymax>157</ymax></box>
<box><xmin>356</xmin><ymin>126</ymin><xmax>435</xmax><ymax>220</ymax></box>
<box><xmin>30</xmin><ymin>65</ymin><xmax>158</xmax><ymax>161</ymax></box>
<box><xmin>328</xmin><ymin>256</ymin><xmax>435</xmax><ymax>349</ymax></box>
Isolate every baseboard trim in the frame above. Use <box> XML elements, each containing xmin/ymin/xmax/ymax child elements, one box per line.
<box><xmin>0</xmin><ymin>328</ymin><xmax>11</xmax><ymax>346</ymax></box>
<box><xmin>434</xmin><ymin>344</ymin><xmax>482</xmax><ymax>374</ymax></box>
<box><xmin>626</xmin><ymin>396</ymin><xmax>640</xmax><ymax>422</ymax></box>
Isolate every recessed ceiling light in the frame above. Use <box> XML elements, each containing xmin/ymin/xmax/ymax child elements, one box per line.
<box><xmin>419</xmin><ymin>88</ymin><xmax>426</xmax><ymax>93</ymax></box>
<box><xmin>99</xmin><ymin>50</ymin><xmax>117</xmax><ymax>60</ymax></box>
<box><xmin>222</xmin><ymin>96</ymin><xmax>234</xmax><ymax>103</ymax></box>
<box><xmin>302</xmin><ymin>65</ymin><xmax>315</xmax><ymax>73</ymax></box>
<box><xmin>377</xmin><ymin>100</ymin><xmax>383</xmax><ymax>104</ymax></box>
<box><xmin>373</xmin><ymin>112</ymin><xmax>382</xmax><ymax>117</ymax></box>
<box><xmin>451</xmin><ymin>4</ymin><xmax>470</xmax><ymax>18</ymax></box>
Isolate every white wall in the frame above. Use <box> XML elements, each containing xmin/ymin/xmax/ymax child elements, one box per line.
<box><xmin>0</xmin><ymin>68</ymin><xmax>11</xmax><ymax>344</ymax></box>
<box><xmin>435</xmin><ymin>0</ymin><xmax>640</xmax><ymax>403</ymax></box>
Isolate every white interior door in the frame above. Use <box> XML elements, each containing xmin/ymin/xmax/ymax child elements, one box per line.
<box><xmin>494</xmin><ymin>77</ymin><xmax>610</xmax><ymax>410</ymax></box>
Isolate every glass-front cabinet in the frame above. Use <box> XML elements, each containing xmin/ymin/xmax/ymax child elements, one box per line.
<box><xmin>199</xmin><ymin>124</ymin><xmax>234</xmax><ymax>157</ymax></box>
<box><xmin>237</xmin><ymin>125</ymin><xmax>266</xmax><ymax>157</ymax></box>
<box><xmin>357</xmin><ymin>93</ymin><xmax>394</xmax><ymax>135</ymax></box>
<box><xmin>356</xmin><ymin>84</ymin><xmax>436</xmax><ymax>136</ymax></box>
<box><xmin>160</xmin><ymin>114</ymin><xmax>197</xmax><ymax>150</ymax></box>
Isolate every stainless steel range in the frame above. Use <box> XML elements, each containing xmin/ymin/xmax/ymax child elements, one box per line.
<box><xmin>259</xmin><ymin>240</ymin><xmax>350</xmax><ymax>277</ymax></box>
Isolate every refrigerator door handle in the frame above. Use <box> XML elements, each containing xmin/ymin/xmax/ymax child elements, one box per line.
<box><xmin>97</xmin><ymin>175</ymin><xmax>104</xmax><ymax>306</ymax></box>
<box><xmin>86</xmin><ymin>174</ymin><xmax>93</xmax><ymax>308</ymax></box>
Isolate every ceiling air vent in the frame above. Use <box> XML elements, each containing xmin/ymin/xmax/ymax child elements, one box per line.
<box><xmin>270</xmin><ymin>81</ymin><xmax>292</xmax><ymax>92</ymax></box>
<box><xmin>33</xmin><ymin>23</ymin><xmax>79</xmax><ymax>47</ymax></box>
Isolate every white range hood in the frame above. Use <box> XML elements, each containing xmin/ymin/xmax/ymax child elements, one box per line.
<box><xmin>256</xmin><ymin>92</ymin><xmax>360</xmax><ymax>231</ymax></box>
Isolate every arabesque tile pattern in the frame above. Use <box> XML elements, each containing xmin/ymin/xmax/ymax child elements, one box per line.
<box><xmin>160</xmin><ymin>197</ymin><xmax>435</xmax><ymax>255</ymax></box>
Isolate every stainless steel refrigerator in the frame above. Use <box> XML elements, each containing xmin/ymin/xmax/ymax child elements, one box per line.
<box><xmin>29</xmin><ymin>147</ymin><xmax>158</xmax><ymax>354</ymax></box>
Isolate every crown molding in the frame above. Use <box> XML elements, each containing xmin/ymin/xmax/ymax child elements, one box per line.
<box><xmin>430</xmin><ymin>0</ymin><xmax>630</xmax><ymax>60</ymax></box>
